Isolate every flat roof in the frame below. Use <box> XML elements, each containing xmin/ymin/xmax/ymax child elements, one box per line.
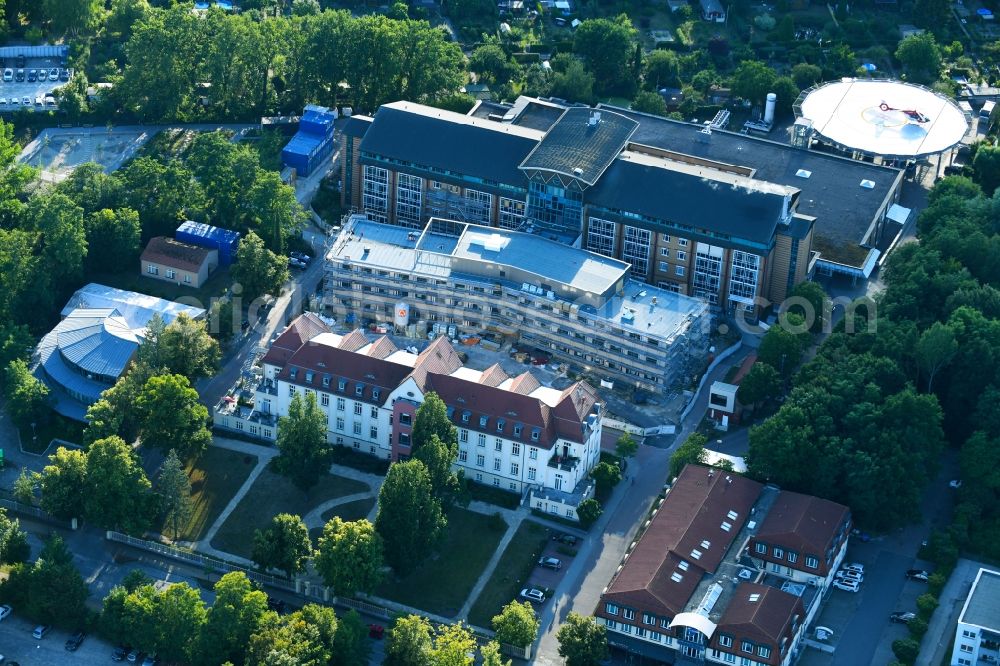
<box><xmin>598</xmin><ymin>104</ymin><xmax>902</xmax><ymax>267</ymax></box>
<box><xmin>520</xmin><ymin>107</ymin><xmax>638</xmax><ymax>186</ymax></box>
<box><xmin>61</xmin><ymin>283</ymin><xmax>206</xmax><ymax>330</ymax></box>
<box><xmin>798</xmin><ymin>79</ymin><xmax>968</xmax><ymax>158</ymax></box>
<box><xmin>960</xmin><ymin>568</ymin><xmax>1000</xmax><ymax>631</ymax></box>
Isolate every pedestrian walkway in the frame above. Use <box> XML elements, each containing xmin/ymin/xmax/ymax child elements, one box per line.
<box><xmin>457</xmin><ymin>506</ymin><xmax>530</xmax><ymax>620</ymax></box>
<box><xmin>302</xmin><ymin>491</ymin><xmax>377</xmax><ymax>530</ymax></box>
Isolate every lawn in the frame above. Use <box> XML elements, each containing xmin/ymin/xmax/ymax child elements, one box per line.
<box><xmin>88</xmin><ymin>266</ymin><xmax>233</xmax><ymax>313</ymax></box>
<box><xmin>211</xmin><ymin>463</ymin><xmax>370</xmax><ymax>559</ymax></box>
<box><xmin>467</xmin><ymin>520</ymin><xmax>551</xmax><ymax>629</ymax></box>
<box><xmin>160</xmin><ymin>446</ymin><xmax>258</xmax><ymax>542</ymax></box>
<box><xmin>376</xmin><ymin>507</ymin><xmax>507</xmax><ymax>619</ymax></box>
<box><xmin>18</xmin><ymin>413</ymin><xmax>84</xmax><ymax>454</ymax></box>
<box><xmin>307</xmin><ymin>497</ymin><xmax>377</xmax><ymax>542</ymax></box>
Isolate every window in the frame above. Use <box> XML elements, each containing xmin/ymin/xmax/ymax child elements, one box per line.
<box><xmin>675</xmin><ymin>266</ymin><xmax>685</xmax><ymax>277</ymax></box>
<box><xmin>478</xmin><ymin>434</ymin><xmax>487</xmax><ymax>447</ymax></box>
<box><xmin>510</xmin><ymin>482</ymin><xmax>517</xmax><ymax>491</ymax></box>
<box><xmin>650</xmin><ymin>631</ymin><xmax>662</xmax><ymax>642</ymax></box>
<box><xmin>354</xmin><ymin>403</ymin><xmax>362</xmax><ymax>415</ymax></box>
<box><xmin>606</xmin><ymin>603</ymin><xmax>619</xmax><ymax>616</ymax></box>
<box><xmin>399</xmin><ymin>433</ymin><xmax>410</xmax><ymax>446</ymax></box>
<box><xmin>529</xmin><ymin>447</ymin><xmax>537</xmax><ymax>459</ymax></box>
<box><xmin>362</xmin><ymin>165</ymin><xmax>389</xmax><ymax>217</ymax></box>
<box><xmin>527</xmin><ymin>467</ymin><xmax>536</xmax><ymax>480</ymax></box>
<box><xmin>758</xmin><ymin>646</ymin><xmax>771</xmax><ymax>659</ymax></box>
<box><xmin>805</xmin><ymin>556</ymin><xmax>819</xmax><ymax>568</ymax></box>
<box><xmin>321</xmin><ymin>394</ymin><xmax>329</xmax><ymax>406</ymax></box>
<box><xmin>399</xmin><ymin>413</ymin><xmax>412</xmax><ymax>426</ymax></box>
<box><xmin>678</xmin><ymin>238</ymin><xmax>688</xmax><ymax>247</ymax></box>
<box><xmin>741</xmin><ymin>640</ymin><xmax>753</xmax><ymax>653</ymax></box>
<box><xmin>662</xmin><ymin>234</ymin><xmax>671</xmax><ymax>243</ymax></box>
<box><xmin>480</xmin><ymin>415</ymin><xmax>488</xmax><ymax>428</ymax></box>
<box><xmin>288</xmin><ymin>385</ymin><xmax>295</xmax><ymax>397</ymax></box>
<box><xmin>677</xmin><ymin>250</ymin><xmax>687</xmax><ymax>261</ymax></box>
<box><xmin>962</xmin><ymin>630</ymin><xmax>976</xmax><ymax>638</ymax></box>
<box><xmin>660</xmin><ymin>247</ymin><xmax>670</xmax><ymax>257</ymax></box>
<box><xmin>353</xmin><ymin>422</ymin><xmax>362</xmax><ymax>435</ymax></box>
<box><xmin>460</xmin><ymin>429</ymin><xmax>469</xmax><ymax>443</ymax></box>
<box><xmin>355</xmin><ymin>385</ymin><xmax>363</xmax><ymax>397</ymax></box>
<box><xmin>395</xmin><ymin>173</ymin><xmax>423</xmax><ymax>227</ymax></box>
<box><xmin>787</xmin><ymin>551</ymin><xmax>798</xmax><ymax>564</ymax></box>
<box><xmin>719</xmin><ymin>635</ymin><xmax>733</xmax><ymax>648</ymax></box>
<box><xmin>773</xmin><ymin>546</ymin><xmax>784</xmax><ymax>558</ymax></box>
<box><xmin>623</xmin><ymin>608</ymin><xmax>635</xmax><ymax>620</ymax></box>
<box><xmin>494</xmin><ymin>458</ymin><xmax>501</xmax><ymax>471</ymax></box>
<box><xmin>960</xmin><ymin>644</ymin><xmax>973</xmax><ymax>653</ymax></box>
<box><xmin>462</xmin><ymin>411</ymin><xmax>470</xmax><ymax>423</ymax></box>
<box><xmin>587</xmin><ymin>217</ymin><xmax>616</xmax><ymax>257</ymax></box>
<box><xmin>458</xmin><ymin>450</ymin><xmax>467</xmax><ymax>462</ymax></box>
<box><xmin>510</xmin><ymin>463</ymin><xmax>519</xmax><ymax>476</ymax></box>
<box><xmin>336</xmin><ymin>418</ymin><xmax>345</xmax><ymax>431</ymax></box>
<box><xmin>605</xmin><ymin>619</ymin><xmax>618</xmax><ymax>630</ymax></box>
<box><xmin>512</xmin><ymin>443</ymin><xmax>520</xmax><ymax>456</ymax></box>
<box><xmin>497</xmin><ymin>418</ymin><xmax>505</xmax><ymax>432</ymax></box>
<box><xmin>495</xmin><ymin>439</ymin><xmax>503</xmax><ymax>451</ymax></box>
<box><xmin>370</xmin><ymin>406</ymin><xmax>378</xmax><ymax>418</ymax></box>
<box><xmin>514</xmin><ymin>424</ymin><xmax>523</xmax><ymax>437</ymax></box>
<box><xmin>959</xmin><ymin>659</ymin><xmax>972</xmax><ymax>666</ymax></box>
<box><xmin>660</xmin><ymin>618</ymin><xmax>670</xmax><ymax>629</ymax></box>
<box><xmin>642</xmin><ymin>613</ymin><xmax>654</xmax><ymax>625</ymax></box>
<box><xmin>659</xmin><ymin>261</ymin><xmax>668</xmax><ymax>272</ymax></box>
<box><xmin>165</xmin><ymin>269</ymin><xmax>176</xmax><ymax>279</ymax></box>
<box><xmin>721</xmin><ymin>521</ymin><xmax>733</xmax><ymax>532</ymax></box>
<box><xmin>372</xmin><ymin>389</ymin><xmax>380</xmax><ymax>401</ymax></box>
<box><xmin>493</xmin><ymin>478</ymin><xmax>500</xmax><ymax>487</ymax></box>
<box><xmin>531</xmin><ymin>428</ymin><xmax>540</xmax><ymax>441</ymax></box>
<box><xmin>338</xmin><ymin>379</ymin><xmax>346</xmax><ymax>391</ymax></box>
<box><xmin>475</xmin><ymin>473</ymin><xmax>483</xmax><ymax>482</ymax></box>
<box><xmin>724</xmin><ymin>654</ymin><xmax>735</xmax><ymax>664</ymax></box>
<box><xmin>476</xmin><ymin>455</ymin><xmax>485</xmax><ymax>467</ymax></box>
<box><xmin>623</xmin><ymin>225</ymin><xmax>652</xmax><ymax>279</ymax></box>
<box><xmin>370</xmin><ymin>426</ymin><xmax>378</xmax><ymax>439</ymax></box>
<box><xmin>146</xmin><ymin>265</ymin><xmax>158</xmax><ymax>275</ymax></box>
<box><xmin>755</xmin><ymin>542</ymin><xmax>767</xmax><ymax>554</ymax></box>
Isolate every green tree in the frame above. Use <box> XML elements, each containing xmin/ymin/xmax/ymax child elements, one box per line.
<box><xmin>3</xmin><ymin>534</ymin><xmax>89</xmax><ymax>628</ymax></box>
<box><xmin>573</xmin><ymin>15</ymin><xmax>638</xmax><ymax>94</ymax></box>
<box><xmin>469</xmin><ymin>42</ymin><xmax>518</xmax><ymax>85</ymax></box>
<box><xmin>0</xmin><ymin>508</ymin><xmax>30</xmax><ymax>565</ymax></box>
<box><xmin>972</xmin><ymin>144</ymin><xmax>1000</xmax><ymax>196</ymax></box>
<box><xmin>315</xmin><ymin>517</ymin><xmax>384</xmax><ymax>597</ymax></box>
<box><xmin>232</xmin><ymin>230</ymin><xmax>289</xmax><ymax>302</ymax></box>
<box><xmin>155</xmin><ymin>582</ymin><xmax>208</xmax><ymax>664</ymax></box>
<box><xmin>119</xmin><ymin>157</ymin><xmax>204</xmax><ymax>237</ymax></box>
<box><xmin>892</xmin><ymin>637</ymin><xmax>920</xmax><ymax>664</ymax></box>
<box><xmin>730</xmin><ymin>60</ymin><xmax>777</xmax><ymax>107</ymax></box>
<box><xmin>430</xmin><ymin>622</ymin><xmax>477</xmax><ymax>666</ymax></box>
<box><xmin>38</xmin><ymin>446</ymin><xmax>88</xmax><ymax>520</ymax></box>
<box><xmin>491</xmin><ymin>600</ymin><xmax>540</xmax><ymax>647</ymax></box>
<box><xmin>757</xmin><ymin>318</ymin><xmax>806</xmax><ymax>377</ymax></box>
<box><xmin>247</xmin><ymin>170</ymin><xmax>306</xmax><ymax>251</ymax></box>
<box><xmin>670</xmin><ymin>433</ymin><xmax>709</xmax><ymax>480</ymax></box>
<box><xmin>42</xmin><ymin>0</ymin><xmax>102</xmax><ymax>34</ymax></box>
<box><xmin>550</xmin><ymin>58</ymin><xmax>595</xmax><ymax>104</ymax></box>
<box><xmin>12</xmin><ymin>467</ymin><xmax>35</xmax><ymax>506</ymax></box>
<box><xmin>26</xmin><ymin>192</ymin><xmax>88</xmax><ymax>289</ymax></box>
<box><xmin>158</xmin><ymin>313</ymin><xmax>221</xmax><ymax>380</ymax></box>
<box><xmin>274</xmin><ymin>391</ymin><xmax>335</xmax><ymax>493</ymax></box>
<box><xmin>788</xmin><ymin>281</ymin><xmax>828</xmax><ymax>333</ymax></box>
<box><xmin>413</xmin><ymin>434</ymin><xmax>461</xmax><ymax>506</ymax></box>
<box><xmin>644</xmin><ymin>49</ymin><xmax>680</xmax><ymax>89</ymax></box>
<box><xmin>252</xmin><ymin>513</ymin><xmax>312</xmax><ymax>577</ymax></box>
<box><xmin>158</xmin><ymin>449</ymin><xmax>194</xmax><ymax>540</ymax></box>
<box><xmin>591</xmin><ymin>461</ymin><xmax>623</xmax><ymax>491</ymax></box>
<box><xmin>615</xmin><ymin>432</ymin><xmax>638</xmax><ymax>458</ymax></box>
<box><xmin>895</xmin><ymin>33</ymin><xmax>941</xmax><ymax>83</ymax></box>
<box><xmin>376</xmin><ymin>460</ymin><xmax>446</xmax><ymax>574</ymax></box>
<box><xmin>916</xmin><ymin>592</ymin><xmax>939</xmax><ymax>619</ymax></box>
<box><xmin>107</xmin><ymin>0</ymin><xmax>151</xmax><ymax>38</ymax></box>
<box><xmin>197</xmin><ymin>572</ymin><xmax>269</xmax><ymax>666</ymax></box>
<box><xmin>771</xmin><ymin>76</ymin><xmax>800</xmax><ymax>120</ymax></box>
<box><xmin>246</xmin><ymin>604</ymin><xmax>339</xmax><ymax>665</ymax></box>
<box><xmin>55</xmin><ymin>162</ymin><xmax>124</xmax><ymax>215</ymax></box>
<box><xmin>737</xmin><ymin>363</ymin><xmax>782</xmax><ymax>410</ymax></box>
<box><xmin>85</xmin><ymin>208</ymin><xmax>141</xmax><ymax>270</ymax></box>
<box><xmin>332</xmin><ymin>609</ymin><xmax>371</xmax><ymax>666</ymax></box>
<box><xmin>791</xmin><ymin>62</ymin><xmax>822</xmax><ymax>89</ymax></box>
<box><xmin>577</xmin><ymin>498</ymin><xmax>602</xmax><ymax>527</ymax></box>
<box><xmin>4</xmin><ymin>358</ymin><xmax>51</xmax><ymax>428</ymax></box>
<box><xmin>480</xmin><ymin>641</ymin><xmax>511</xmax><ymax>666</ymax></box>
<box><xmin>385</xmin><ymin>614</ymin><xmax>434</xmax><ymax>666</ymax></box>
<box><xmin>913</xmin><ymin>0</ymin><xmax>950</xmax><ymax>36</ymax></box>
<box><xmin>915</xmin><ymin>321</ymin><xmax>957</xmax><ymax>392</ymax></box>
<box><xmin>631</xmin><ymin>90</ymin><xmax>668</xmax><ymax>116</ymax></box>
<box><xmin>557</xmin><ymin>612</ymin><xmax>609</xmax><ymax>666</ymax></box>
<box><xmin>412</xmin><ymin>392</ymin><xmax>457</xmax><ymax>453</ymax></box>
<box><xmin>135</xmin><ymin>373</ymin><xmax>212</xmax><ymax>459</ymax></box>
<box><xmin>84</xmin><ymin>436</ymin><xmax>156</xmax><ymax>533</ymax></box>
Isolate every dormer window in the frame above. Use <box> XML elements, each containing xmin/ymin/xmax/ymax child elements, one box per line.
<box><xmin>322</xmin><ymin>375</ymin><xmax>331</xmax><ymax>387</ymax></box>
<box><xmin>497</xmin><ymin>418</ymin><xmax>505</xmax><ymax>431</ymax></box>
<box><xmin>289</xmin><ymin>367</ymin><xmax>298</xmax><ymax>379</ymax></box>
<box><xmin>372</xmin><ymin>389</ymin><xmax>381</xmax><ymax>400</ymax></box>
<box><xmin>479</xmin><ymin>415</ymin><xmax>488</xmax><ymax>428</ymax></box>
<box><xmin>530</xmin><ymin>428</ymin><xmax>540</xmax><ymax>441</ymax></box>
<box><xmin>690</xmin><ymin>549</ymin><xmax>702</xmax><ymax>560</ymax></box>
<box><xmin>355</xmin><ymin>385</ymin><xmax>364</xmax><ymax>397</ymax></box>
<box><xmin>338</xmin><ymin>379</ymin><xmax>346</xmax><ymax>391</ymax></box>
<box><xmin>462</xmin><ymin>411</ymin><xmax>471</xmax><ymax>423</ymax></box>
<box><xmin>513</xmin><ymin>424</ymin><xmax>523</xmax><ymax>437</ymax></box>
<box><xmin>305</xmin><ymin>371</ymin><xmax>314</xmax><ymax>383</ymax></box>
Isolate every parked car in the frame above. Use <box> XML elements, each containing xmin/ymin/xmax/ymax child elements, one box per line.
<box><xmin>32</xmin><ymin>624</ymin><xmax>51</xmax><ymax>639</ymax></box>
<box><xmin>127</xmin><ymin>648</ymin><xmax>143</xmax><ymax>662</ymax></box>
<box><xmin>141</xmin><ymin>655</ymin><xmax>158</xmax><ymax>666</ymax></box>
<box><xmin>37</xmin><ymin>69</ymin><xmax>46</xmax><ymax>81</ymax></box>
<box><xmin>290</xmin><ymin>251</ymin><xmax>311</xmax><ymax>263</ymax></box>
<box><xmin>842</xmin><ymin>563</ymin><xmax>865</xmax><ymax>575</ymax></box>
<box><xmin>538</xmin><ymin>556</ymin><xmax>563</xmax><ymax>570</ymax></box>
<box><xmin>835</xmin><ymin>571</ymin><xmax>864</xmax><ymax>584</ymax></box>
<box><xmin>14</xmin><ymin>70</ymin><xmax>23</xmax><ymax>82</ymax></box>
<box><xmin>49</xmin><ymin>68</ymin><xmax>58</xmax><ymax>80</ymax></box>
<box><xmin>8</xmin><ymin>98</ymin><xmax>16</xmax><ymax>107</ymax></box>
<box><xmin>112</xmin><ymin>645</ymin><xmax>130</xmax><ymax>661</ymax></box>
<box><xmin>832</xmin><ymin>579</ymin><xmax>860</xmax><ymax>592</ymax></box>
<box><xmin>288</xmin><ymin>257</ymin><xmax>306</xmax><ymax>269</ymax></box>
<box><xmin>0</xmin><ymin>605</ymin><xmax>10</xmax><ymax>621</ymax></box>
<box><xmin>906</xmin><ymin>569</ymin><xmax>930</xmax><ymax>582</ymax></box>
<box><xmin>553</xmin><ymin>533</ymin><xmax>578</xmax><ymax>546</ymax></box>
<box><xmin>26</xmin><ymin>69</ymin><xmax>36</xmax><ymax>82</ymax></box>
<box><xmin>950</xmin><ymin>479</ymin><xmax>963</xmax><ymax>489</ymax></box>
<box><xmin>890</xmin><ymin>611</ymin><xmax>917</xmax><ymax>624</ymax></box>
<box><xmin>520</xmin><ymin>588</ymin><xmax>546</xmax><ymax>603</ymax></box>
<box><xmin>60</xmin><ymin>69</ymin><xmax>70</xmax><ymax>82</ymax></box>
<box><xmin>1</xmin><ymin>69</ymin><xmax>11</xmax><ymax>82</ymax></box>
<box><xmin>21</xmin><ymin>97</ymin><xmax>30</xmax><ymax>107</ymax></box>
<box><xmin>65</xmin><ymin>631</ymin><xmax>86</xmax><ymax>651</ymax></box>
<box><xmin>0</xmin><ymin>99</ymin><xmax>6</xmax><ymax>106</ymax></box>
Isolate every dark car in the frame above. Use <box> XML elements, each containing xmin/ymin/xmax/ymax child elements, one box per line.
<box><xmin>27</xmin><ymin>69</ymin><xmax>36</xmax><ymax>82</ymax></box>
<box><xmin>890</xmin><ymin>611</ymin><xmax>917</xmax><ymax>624</ymax></box>
<box><xmin>906</xmin><ymin>569</ymin><xmax>930</xmax><ymax>581</ymax></box>
<box><xmin>112</xmin><ymin>645</ymin><xmax>130</xmax><ymax>661</ymax></box>
<box><xmin>553</xmin><ymin>533</ymin><xmax>578</xmax><ymax>546</ymax></box>
<box><xmin>14</xmin><ymin>70</ymin><xmax>23</xmax><ymax>82</ymax></box>
<box><xmin>65</xmin><ymin>630</ymin><xmax>86</xmax><ymax>651</ymax></box>
<box><xmin>60</xmin><ymin>69</ymin><xmax>70</xmax><ymax>82</ymax></box>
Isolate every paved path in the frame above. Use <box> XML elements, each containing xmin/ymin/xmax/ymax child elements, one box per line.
<box><xmin>301</xmin><ymin>491</ymin><xmax>377</xmax><ymax>529</ymax></box>
<box><xmin>457</xmin><ymin>506</ymin><xmax>530</xmax><ymax>620</ymax></box>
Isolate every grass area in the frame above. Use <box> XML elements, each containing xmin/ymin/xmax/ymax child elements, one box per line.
<box><xmin>18</xmin><ymin>413</ymin><xmax>84</xmax><ymax>454</ymax></box>
<box><xmin>89</xmin><ymin>266</ymin><xmax>232</xmax><ymax>311</ymax></box>
<box><xmin>211</xmin><ymin>462</ymin><xmax>370</xmax><ymax>559</ymax></box>
<box><xmin>467</xmin><ymin>520</ymin><xmax>551</xmax><ymax>628</ymax></box>
<box><xmin>160</xmin><ymin>446</ymin><xmax>258</xmax><ymax>542</ymax></box>
<box><xmin>376</xmin><ymin>507</ymin><xmax>507</xmax><ymax>618</ymax></box>
<box><xmin>307</xmin><ymin>497</ymin><xmax>377</xmax><ymax>542</ymax></box>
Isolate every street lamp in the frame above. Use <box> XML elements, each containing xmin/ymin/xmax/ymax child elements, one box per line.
<box><xmin>30</xmin><ymin>421</ymin><xmax>36</xmax><ymax>445</ymax></box>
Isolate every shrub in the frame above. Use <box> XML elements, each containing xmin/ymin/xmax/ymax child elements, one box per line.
<box><xmin>916</xmin><ymin>593</ymin><xmax>939</xmax><ymax>620</ymax></box>
<box><xmin>891</xmin><ymin>638</ymin><xmax>920</xmax><ymax>665</ymax></box>
<box><xmin>908</xmin><ymin>616</ymin><xmax>928</xmax><ymax>640</ymax></box>
<box><xmin>928</xmin><ymin>572</ymin><xmax>947</xmax><ymax>596</ymax></box>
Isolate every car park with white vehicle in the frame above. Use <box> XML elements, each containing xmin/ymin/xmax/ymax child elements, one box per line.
<box><xmin>520</xmin><ymin>588</ymin><xmax>546</xmax><ymax>603</ymax></box>
<box><xmin>832</xmin><ymin>579</ymin><xmax>861</xmax><ymax>592</ymax></box>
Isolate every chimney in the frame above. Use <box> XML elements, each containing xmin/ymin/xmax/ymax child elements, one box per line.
<box><xmin>588</xmin><ymin>111</ymin><xmax>601</xmax><ymax>127</ymax></box>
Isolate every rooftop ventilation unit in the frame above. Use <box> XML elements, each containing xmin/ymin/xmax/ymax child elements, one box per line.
<box><xmin>588</xmin><ymin>111</ymin><xmax>601</xmax><ymax>126</ymax></box>
<box><xmin>860</xmin><ymin>179</ymin><xmax>876</xmax><ymax>189</ymax></box>
<box><xmin>795</xmin><ymin>169</ymin><xmax>812</xmax><ymax>178</ymax></box>
<box><xmin>573</xmin><ymin>167</ymin><xmax>584</xmax><ymax>176</ymax></box>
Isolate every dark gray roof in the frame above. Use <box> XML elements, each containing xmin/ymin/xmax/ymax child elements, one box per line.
<box><xmin>467</xmin><ymin>100</ymin><xmax>512</xmax><ymax>120</ymax></box>
<box><xmin>587</xmin><ymin>153</ymin><xmax>792</xmax><ymax>246</ymax></box>
<box><xmin>511</xmin><ymin>101</ymin><xmax>566</xmax><ymax>132</ymax></box>
<box><xmin>359</xmin><ymin>102</ymin><xmax>543</xmax><ymax>186</ymax></box>
<box><xmin>598</xmin><ymin>105</ymin><xmax>902</xmax><ymax>266</ymax></box>
<box><xmin>520</xmin><ymin>108</ymin><xmax>638</xmax><ymax>186</ymax></box>
<box><xmin>342</xmin><ymin>115</ymin><xmax>372</xmax><ymax>139</ymax></box>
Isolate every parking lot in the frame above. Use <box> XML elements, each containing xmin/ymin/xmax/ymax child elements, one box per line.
<box><xmin>523</xmin><ymin>535</ymin><xmax>576</xmax><ymax>602</ymax></box>
<box><xmin>0</xmin><ymin>612</ymin><xmax>113</xmax><ymax>665</ymax></box>
<box><xmin>0</xmin><ymin>56</ymin><xmax>70</xmax><ymax>112</ymax></box>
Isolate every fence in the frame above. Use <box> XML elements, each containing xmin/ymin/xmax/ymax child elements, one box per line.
<box><xmin>0</xmin><ymin>496</ymin><xmax>74</xmax><ymax>529</ymax></box>
<box><xmin>105</xmin><ymin>531</ymin><xmax>294</xmax><ymax>590</ymax></box>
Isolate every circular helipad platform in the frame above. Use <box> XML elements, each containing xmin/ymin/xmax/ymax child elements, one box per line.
<box><xmin>796</xmin><ymin>79</ymin><xmax>968</xmax><ymax>159</ymax></box>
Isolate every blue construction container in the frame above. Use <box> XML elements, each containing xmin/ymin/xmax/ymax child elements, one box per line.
<box><xmin>175</xmin><ymin>221</ymin><xmax>241</xmax><ymax>267</ymax></box>
<box><xmin>281</xmin><ymin>104</ymin><xmax>337</xmax><ymax>177</ymax></box>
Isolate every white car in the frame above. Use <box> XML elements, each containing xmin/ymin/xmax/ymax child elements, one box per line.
<box><xmin>842</xmin><ymin>562</ymin><xmax>865</xmax><ymax>575</ymax></box>
<box><xmin>21</xmin><ymin>96</ymin><xmax>30</xmax><ymax>106</ymax></box>
<box><xmin>0</xmin><ymin>604</ymin><xmax>11</xmax><ymax>620</ymax></box>
<box><xmin>37</xmin><ymin>69</ymin><xmax>47</xmax><ymax>81</ymax></box>
<box><xmin>835</xmin><ymin>570</ymin><xmax>864</xmax><ymax>583</ymax></box>
<box><xmin>520</xmin><ymin>588</ymin><xmax>546</xmax><ymax>603</ymax></box>
<box><xmin>2</xmin><ymin>68</ymin><xmax>11</xmax><ymax>82</ymax></box>
<box><xmin>832</xmin><ymin>579</ymin><xmax>860</xmax><ymax>592</ymax></box>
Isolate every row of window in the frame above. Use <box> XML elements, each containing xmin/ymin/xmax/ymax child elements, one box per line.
<box><xmin>146</xmin><ymin>264</ymin><xmax>193</xmax><ymax>283</ymax></box>
<box><xmin>753</xmin><ymin>541</ymin><xmax>818</xmax><ymax>568</ymax></box>
<box><xmin>287</xmin><ymin>370</ymin><xmax>382</xmax><ymax>402</ymax></box>
<box><xmin>659</xmin><ymin>247</ymin><xmax>689</xmax><ymax>261</ymax></box>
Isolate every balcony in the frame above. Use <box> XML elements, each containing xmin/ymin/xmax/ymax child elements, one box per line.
<box><xmin>257</xmin><ymin>378</ymin><xmax>278</xmax><ymax>396</ymax></box>
<box><xmin>548</xmin><ymin>454</ymin><xmax>581</xmax><ymax>472</ymax></box>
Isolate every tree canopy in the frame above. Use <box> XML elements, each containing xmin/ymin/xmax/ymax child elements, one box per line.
<box><xmin>274</xmin><ymin>391</ymin><xmax>335</xmax><ymax>492</ymax></box>
<box><xmin>375</xmin><ymin>460</ymin><xmax>446</xmax><ymax>574</ymax></box>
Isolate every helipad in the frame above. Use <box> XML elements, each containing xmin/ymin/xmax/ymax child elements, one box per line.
<box><xmin>796</xmin><ymin>78</ymin><xmax>968</xmax><ymax>159</ymax></box>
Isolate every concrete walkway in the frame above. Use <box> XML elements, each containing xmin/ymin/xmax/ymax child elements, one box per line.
<box><xmin>457</xmin><ymin>506</ymin><xmax>530</xmax><ymax>620</ymax></box>
<box><xmin>301</xmin><ymin>491</ymin><xmax>377</xmax><ymax>530</ymax></box>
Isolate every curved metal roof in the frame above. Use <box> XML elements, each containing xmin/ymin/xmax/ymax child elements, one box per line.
<box><xmin>671</xmin><ymin>612</ymin><xmax>718</xmax><ymax>638</ymax></box>
<box><xmin>55</xmin><ymin>309</ymin><xmax>139</xmax><ymax>378</ymax></box>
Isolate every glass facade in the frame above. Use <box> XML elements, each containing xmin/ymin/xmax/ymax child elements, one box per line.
<box><xmin>623</xmin><ymin>225</ymin><xmax>652</xmax><ymax>280</ymax></box>
<box><xmin>693</xmin><ymin>243</ymin><xmax>724</xmax><ymax>305</ymax></box>
<box><xmin>464</xmin><ymin>188</ymin><xmax>493</xmax><ymax>224</ymax></box>
<box><xmin>499</xmin><ymin>197</ymin><xmax>527</xmax><ymax>230</ymax></box>
<box><xmin>587</xmin><ymin>217</ymin><xmax>617</xmax><ymax>257</ymax></box>
<box><xmin>526</xmin><ymin>179</ymin><xmax>583</xmax><ymax>236</ymax></box>
<box><xmin>362</xmin><ymin>165</ymin><xmax>389</xmax><ymax>223</ymax></box>
<box><xmin>395</xmin><ymin>173</ymin><xmax>423</xmax><ymax>228</ymax></box>
<box><xmin>728</xmin><ymin>250</ymin><xmax>760</xmax><ymax>306</ymax></box>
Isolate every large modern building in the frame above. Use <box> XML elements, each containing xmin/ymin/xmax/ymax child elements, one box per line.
<box><xmin>341</xmin><ymin>96</ymin><xmax>905</xmax><ymax>311</ymax></box>
<box><xmin>322</xmin><ymin>214</ymin><xmax>709</xmax><ymax>392</ymax></box>
<box><xmin>34</xmin><ymin>284</ymin><xmax>206</xmax><ymax>420</ymax></box>
<box><xmin>215</xmin><ymin>313</ymin><xmax>605</xmax><ymax>518</ymax></box>
<box><xmin>595</xmin><ymin>464</ymin><xmax>851</xmax><ymax>665</ymax></box>
<box><xmin>951</xmin><ymin>568</ymin><xmax>1000</xmax><ymax>666</ymax></box>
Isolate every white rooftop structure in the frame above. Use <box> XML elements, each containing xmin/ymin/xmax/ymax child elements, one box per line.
<box><xmin>797</xmin><ymin>79</ymin><xmax>968</xmax><ymax>158</ymax></box>
<box><xmin>62</xmin><ymin>283</ymin><xmax>207</xmax><ymax>332</ymax></box>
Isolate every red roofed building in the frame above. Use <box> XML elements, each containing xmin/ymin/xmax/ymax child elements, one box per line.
<box><xmin>215</xmin><ymin>314</ymin><xmax>604</xmax><ymax>520</ymax></box>
<box><xmin>596</xmin><ymin>464</ymin><xmax>850</xmax><ymax>664</ymax></box>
